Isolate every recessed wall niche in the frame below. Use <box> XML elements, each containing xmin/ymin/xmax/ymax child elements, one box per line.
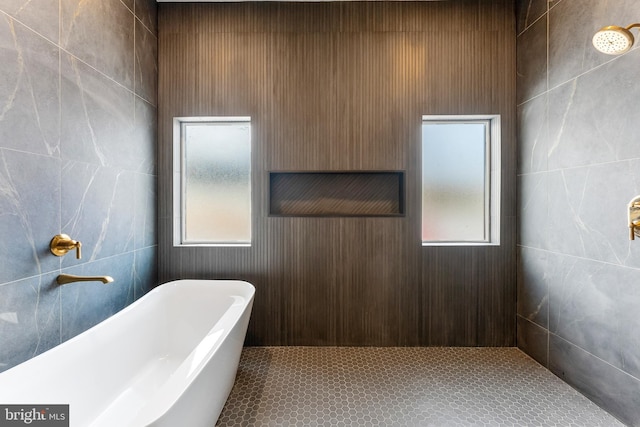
<box><xmin>269</xmin><ymin>171</ymin><xmax>405</xmax><ymax>217</ymax></box>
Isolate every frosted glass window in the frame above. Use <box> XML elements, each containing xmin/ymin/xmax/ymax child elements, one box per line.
<box><xmin>421</xmin><ymin>116</ymin><xmax>500</xmax><ymax>245</ymax></box>
<box><xmin>174</xmin><ymin>117</ymin><xmax>251</xmax><ymax>246</ymax></box>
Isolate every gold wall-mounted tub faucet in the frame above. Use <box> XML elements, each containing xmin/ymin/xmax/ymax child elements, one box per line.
<box><xmin>56</xmin><ymin>274</ymin><xmax>114</xmax><ymax>285</ymax></box>
<box><xmin>50</xmin><ymin>234</ymin><xmax>82</xmax><ymax>259</ymax></box>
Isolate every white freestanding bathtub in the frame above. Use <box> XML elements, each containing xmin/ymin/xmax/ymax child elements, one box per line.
<box><xmin>0</xmin><ymin>279</ymin><xmax>255</xmax><ymax>427</ymax></box>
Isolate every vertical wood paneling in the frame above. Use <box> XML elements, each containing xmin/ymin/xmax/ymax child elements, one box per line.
<box><xmin>158</xmin><ymin>1</ymin><xmax>516</xmax><ymax>347</ymax></box>
<box><xmin>281</xmin><ymin>218</ymin><xmax>340</xmax><ymax>345</ymax></box>
<box><xmin>335</xmin><ymin>32</ymin><xmax>408</xmax><ymax>170</ymax></box>
<box><xmin>423</xmin><ymin>247</ymin><xmax>478</xmax><ymax>346</ymax></box>
<box><xmin>268</xmin><ymin>32</ymin><xmax>338</xmax><ymax>170</ymax></box>
<box><xmin>336</xmin><ymin>218</ymin><xmax>416</xmax><ymax>345</ymax></box>
<box><xmin>477</xmin><ymin>216</ymin><xmax>517</xmax><ymax>346</ymax></box>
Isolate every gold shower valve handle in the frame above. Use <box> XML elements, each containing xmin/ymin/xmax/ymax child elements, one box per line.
<box><xmin>630</xmin><ymin>221</ymin><xmax>640</xmax><ymax>241</ymax></box>
<box><xmin>628</xmin><ymin>197</ymin><xmax>640</xmax><ymax>241</ymax></box>
<box><xmin>50</xmin><ymin>234</ymin><xmax>82</xmax><ymax>259</ymax></box>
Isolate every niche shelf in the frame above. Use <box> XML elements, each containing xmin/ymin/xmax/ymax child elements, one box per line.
<box><xmin>269</xmin><ymin>171</ymin><xmax>405</xmax><ymax>217</ymax></box>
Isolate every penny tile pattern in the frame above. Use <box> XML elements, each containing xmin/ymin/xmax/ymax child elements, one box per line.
<box><xmin>217</xmin><ymin>347</ymin><xmax>624</xmax><ymax>426</ymax></box>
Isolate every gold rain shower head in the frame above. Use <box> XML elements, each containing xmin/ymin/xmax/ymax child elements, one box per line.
<box><xmin>592</xmin><ymin>23</ymin><xmax>640</xmax><ymax>55</ymax></box>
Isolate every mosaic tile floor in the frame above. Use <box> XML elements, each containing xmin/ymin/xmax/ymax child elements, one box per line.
<box><xmin>216</xmin><ymin>347</ymin><xmax>624</xmax><ymax>427</ymax></box>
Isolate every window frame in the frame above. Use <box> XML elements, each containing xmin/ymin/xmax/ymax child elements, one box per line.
<box><xmin>172</xmin><ymin>116</ymin><xmax>252</xmax><ymax>247</ymax></box>
<box><xmin>420</xmin><ymin>114</ymin><xmax>501</xmax><ymax>246</ymax></box>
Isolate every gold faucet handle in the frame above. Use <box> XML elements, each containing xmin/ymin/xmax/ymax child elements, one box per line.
<box><xmin>628</xmin><ymin>197</ymin><xmax>640</xmax><ymax>241</ymax></box>
<box><xmin>50</xmin><ymin>234</ymin><xmax>82</xmax><ymax>259</ymax></box>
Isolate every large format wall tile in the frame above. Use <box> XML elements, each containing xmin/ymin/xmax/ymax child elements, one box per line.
<box><xmin>135</xmin><ymin>19</ymin><xmax>158</xmax><ymax>106</ymax></box>
<box><xmin>0</xmin><ymin>0</ymin><xmax>59</xmax><ymax>43</ymax></box>
<box><xmin>517</xmin><ymin>93</ymin><xmax>547</xmax><ymax>174</ymax></box>
<box><xmin>0</xmin><ymin>272</ymin><xmax>60</xmax><ymax>371</ymax></box>
<box><xmin>134</xmin><ymin>172</ymin><xmax>156</xmax><ymax>250</ymax></box>
<box><xmin>135</xmin><ymin>0</ymin><xmax>158</xmax><ymax>36</ymax></box>
<box><xmin>547</xmin><ymin>49</ymin><xmax>640</xmax><ymax>170</ymax></box>
<box><xmin>516</xmin><ymin>315</ymin><xmax>548</xmax><ymax>367</ymax></box>
<box><xmin>60</xmin><ymin>54</ymin><xmax>136</xmax><ymax>170</ymax></box>
<box><xmin>121</xmin><ymin>0</ymin><xmax>134</xmax><ymax>13</ymax></box>
<box><xmin>548</xmin><ymin>254</ymin><xmax>640</xmax><ymax>380</ymax></box>
<box><xmin>61</xmin><ymin>161</ymin><xmax>136</xmax><ymax>266</ymax></box>
<box><xmin>518</xmin><ymin>0</ymin><xmax>640</xmax><ymax>422</ymax></box>
<box><xmin>548</xmin><ymin>0</ymin><xmax>639</xmax><ymax>89</ymax></box>
<box><xmin>133</xmin><ymin>98</ymin><xmax>157</xmax><ymax>175</ymax></box>
<box><xmin>60</xmin><ymin>253</ymin><xmax>135</xmax><ymax>342</ymax></box>
<box><xmin>546</xmin><ymin>161</ymin><xmax>640</xmax><ymax>267</ymax></box>
<box><xmin>517</xmin><ymin>173</ymin><xmax>547</xmax><ymax>249</ymax></box>
<box><xmin>548</xmin><ymin>0</ymin><xmax>562</xmax><ymax>9</ymax></box>
<box><xmin>549</xmin><ymin>335</ymin><xmax>640</xmax><ymax>427</ymax></box>
<box><xmin>0</xmin><ymin>15</ymin><xmax>59</xmax><ymax>157</ymax></box>
<box><xmin>515</xmin><ymin>0</ymin><xmax>546</xmax><ymax>35</ymax></box>
<box><xmin>61</xmin><ymin>0</ymin><xmax>135</xmax><ymax>91</ymax></box>
<box><xmin>517</xmin><ymin>247</ymin><xmax>548</xmax><ymax>328</ymax></box>
<box><xmin>134</xmin><ymin>246</ymin><xmax>157</xmax><ymax>300</ymax></box>
<box><xmin>516</xmin><ymin>15</ymin><xmax>546</xmax><ymax>104</ymax></box>
<box><xmin>0</xmin><ymin>0</ymin><xmax>157</xmax><ymax>374</ymax></box>
<box><xmin>0</xmin><ymin>149</ymin><xmax>60</xmax><ymax>283</ymax></box>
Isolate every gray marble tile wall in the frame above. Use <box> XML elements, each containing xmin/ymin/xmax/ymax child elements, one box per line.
<box><xmin>0</xmin><ymin>0</ymin><xmax>157</xmax><ymax>373</ymax></box>
<box><xmin>517</xmin><ymin>0</ymin><xmax>640</xmax><ymax>425</ymax></box>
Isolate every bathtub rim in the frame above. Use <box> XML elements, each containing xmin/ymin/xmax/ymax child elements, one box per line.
<box><xmin>0</xmin><ymin>279</ymin><xmax>255</xmax><ymax>375</ymax></box>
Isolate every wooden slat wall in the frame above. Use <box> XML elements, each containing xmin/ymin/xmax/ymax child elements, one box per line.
<box><xmin>158</xmin><ymin>0</ymin><xmax>516</xmax><ymax>347</ymax></box>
